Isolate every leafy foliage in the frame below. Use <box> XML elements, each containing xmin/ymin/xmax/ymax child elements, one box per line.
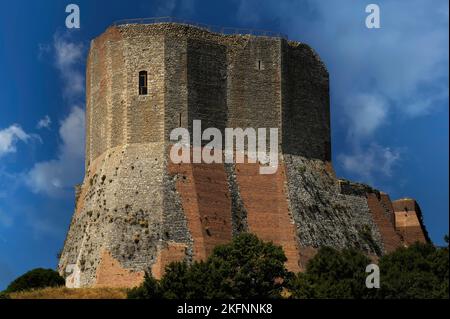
<box><xmin>130</xmin><ymin>234</ymin><xmax>449</xmax><ymax>299</ymax></box>
<box><xmin>288</xmin><ymin>240</ymin><xmax>449</xmax><ymax>299</ymax></box>
<box><xmin>376</xmin><ymin>242</ymin><xmax>449</xmax><ymax>299</ymax></box>
<box><xmin>128</xmin><ymin>233</ymin><xmax>288</xmax><ymax>299</ymax></box>
<box><xmin>288</xmin><ymin>247</ymin><xmax>375</xmax><ymax>299</ymax></box>
<box><xmin>127</xmin><ymin>273</ymin><xmax>161</xmax><ymax>299</ymax></box>
<box><xmin>5</xmin><ymin>268</ymin><xmax>65</xmax><ymax>293</ymax></box>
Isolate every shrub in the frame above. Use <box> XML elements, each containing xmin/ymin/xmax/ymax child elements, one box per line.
<box><xmin>289</xmin><ymin>240</ymin><xmax>449</xmax><ymax>299</ymax></box>
<box><xmin>288</xmin><ymin>247</ymin><xmax>374</xmax><ymax>299</ymax></box>
<box><xmin>127</xmin><ymin>273</ymin><xmax>161</xmax><ymax>299</ymax></box>
<box><xmin>5</xmin><ymin>268</ymin><xmax>65</xmax><ymax>293</ymax></box>
<box><xmin>203</xmin><ymin>233</ymin><xmax>287</xmax><ymax>298</ymax></box>
<box><xmin>129</xmin><ymin>234</ymin><xmax>450</xmax><ymax>299</ymax></box>
<box><xmin>377</xmin><ymin>242</ymin><xmax>449</xmax><ymax>299</ymax></box>
<box><xmin>128</xmin><ymin>233</ymin><xmax>288</xmax><ymax>299</ymax></box>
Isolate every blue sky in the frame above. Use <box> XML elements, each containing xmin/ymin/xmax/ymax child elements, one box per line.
<box><xmin>0</xmin><ymin>0</ymin><xmax>448</xmax><ymax>290</ymax></box>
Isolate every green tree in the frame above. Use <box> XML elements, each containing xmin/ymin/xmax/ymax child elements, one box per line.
<box><xmin>377</xmin><ymin>242</ymin><xmax>449</xmax><ymax>299</ymax></box>
<box><xmin>128</xmin><ymin>233</ymin><xmax>288</xmax><ymax>299</ymax></box>
<box><xmin>205</xmin><ymin>233</ymin><xmax>287</xmax><ymax>298</ymax></box>
<box><xmin>127</xmin><ymin>273</ymin><xmax>161</xmax><ymax>299</ymax></box>
<box><xmin>159</xmin><ymin>261</ymin><xmax>211</xmax><ymax>299</ymax></box>
<box><xmin>129</xmin><ymin>234</ymin><xmax>449</xmax><ymax>299</ymax></box>
<box><xmin>289</xmin><ymin>247</ymin><xmax>374</xmax><ymax>299</ymax></box>
<box><xmin>289</xmin><ymin>240</ymin><xmax>449</xmax><ymax>299</ymax></box>
<box><xmin>5</xmin><ymin>268</ymin><xmax>65</xmax><ymax>293</ymax></box>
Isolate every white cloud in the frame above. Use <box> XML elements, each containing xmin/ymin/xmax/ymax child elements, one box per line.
<box><xmin>338</xmin><ymin>144</ymin><xmax>401</xmax><ymax>181</ymax></box>
<box><xmin>26</xmin><ymin>33</ymin><xmax>86</xmax><ymax>197</ymax></box>
<box><xmin>0</xmin><ymin>125</ymin><xmax>31</xmax><ymax>157</ymax></box>
<box><xmin>235</xmin><ymin>0</ymin><xmax>448</xmax><ymax>138</ymax></box>
<box><xmin>344</xmin><ymin>93</ymin><xmax>388</xmax><ymax>140</ymax></box>
<box><xmin>27</xmin><ymin>107</ymin><xmax>85</xmax><ymax>197</ymax></box>
<box><xmin>235</xmin><ymin>0</ymin><xmax>447</xmax><ymax>187</ymax></box>
<box><xmin>36</xmin><ymin>115</ymin><xmax>52</xmax><ymax>130</ymax></box>
<box><xmin>53</xmin><ymin>32</ymin><xmax>85</xmax><ymax>98</ymax></box>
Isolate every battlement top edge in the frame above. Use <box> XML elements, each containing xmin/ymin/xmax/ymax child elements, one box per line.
<box><xmin>111</xmin><ymin>17</ymin><xmax>288</xmax><ymax>40</ymax></box>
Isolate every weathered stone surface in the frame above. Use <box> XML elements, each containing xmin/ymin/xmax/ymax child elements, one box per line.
<box><xmin>168</xmin><ymin>159</ymin><xmax>233</xmax><ymax>261</ymax></box>
<box><xmin>151</xmin><ymin>243</ymin><xmax>189</xmax><ymax>279</ymax></box>
<box><xmin>235</xmin><ymin>158</ymin><xmax>301</xmax><ymax>273</ymax></box>
<box><xmin>59</xmin><ymin>22</ymin><xmax>430</xmax><ymax>288</ymax></box>
<box><xmin>366</xmin><ymin>193</ymin><xmax>403</xmax><ymax>253</ymax></box>
<box><xmin>393</xmin><ymin>199</ymin><xmax>430</xmax><ymax>245</ymax></box>
<box><xmin>94</xmin><ymin>250</ymin><xmax>145</xmax><ymax>288</ymax></box>
<box><xmin>284</xmin><ymin>155</ymin><xmax>385</xmax><ymax>255</ymax></box>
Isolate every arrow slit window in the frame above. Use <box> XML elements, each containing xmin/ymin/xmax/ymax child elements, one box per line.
<box><xmin>139</xmin><ymin>71</ymin><xmax>148</xmax><ymax>95</ymax></box>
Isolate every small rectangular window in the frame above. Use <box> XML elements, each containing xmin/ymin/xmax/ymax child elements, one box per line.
<box><xmin>139</xmin><ymin>71</ymin><xmax>148</xmax><ymax>95</ymax></box>
<box><xmin>258</xmin><ymin>60</ymin><xmax>262</xmax><ymax>70</ymax></box>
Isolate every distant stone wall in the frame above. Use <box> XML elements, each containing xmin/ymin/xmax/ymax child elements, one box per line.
<box><xmin>393</xmin><ymin>199</ymin><xmax>429</xmax><ymax>245</ymax></box>
<box><xmin>366</xmin><ymin>193</ymin><xmax>403</xmax><ymax>253</ymax></box>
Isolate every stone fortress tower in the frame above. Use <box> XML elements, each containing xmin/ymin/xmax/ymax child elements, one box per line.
<box><xmin>58</xmin><ymin>18</ymin><xmax>430</xmax><ymax>288</ymax></box>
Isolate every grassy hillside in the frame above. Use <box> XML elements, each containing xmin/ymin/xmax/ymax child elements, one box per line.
<box><xmin>8</xmin><ymin>287</ymin><xmax>127</xmax><ymax>299</ymax></box>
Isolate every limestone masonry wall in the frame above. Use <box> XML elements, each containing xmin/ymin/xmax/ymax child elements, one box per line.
<box><xmin>59</xmin><ymin>23</ymin><xmax>430</xmax><ymax>288</ymax></box>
